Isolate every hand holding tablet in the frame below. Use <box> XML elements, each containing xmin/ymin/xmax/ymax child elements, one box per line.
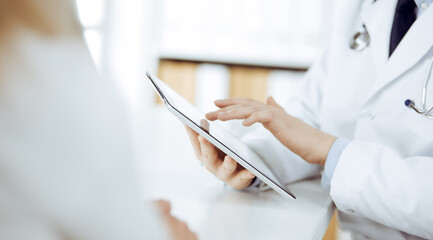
<box><xmin>147</xmin><ymin>72</ymin><xmax>295</xmax><ymax>199</ymax></box>
<box><xmin>184</xmin><ymin>125</ymin><xmax>257</xmax><ymax>190</ymax></box>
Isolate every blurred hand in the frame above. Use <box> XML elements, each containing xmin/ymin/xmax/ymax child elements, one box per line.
<box><xmin>206</xmin><ymin>97</ymin><xmax>336</xmax><ymax>166</ymax></box>
<box><xmin>184</xmin><ymin>126</ymin><xmax>256</xmax><ymax>190</ymax></box>
<box><xmin>154</xmin><ymin>200</ymin><xmax>198</xmax><ymax>240</ymax></box>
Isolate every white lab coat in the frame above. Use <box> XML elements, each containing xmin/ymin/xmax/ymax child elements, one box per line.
<box><xmin>0</xmin><ymin>33</ymin><xmax>169</xmax><ymax>239</ymax></box>
<box><xmin>244</xmin><ymin>0</ymin><xmax>433</xmax><ymax>239</ymax></box>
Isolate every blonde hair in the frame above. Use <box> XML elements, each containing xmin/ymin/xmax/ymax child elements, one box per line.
<box><xmin>0</xmin><ymin>0</ymin><xmax>82</xmax><ymax>38</ymax></box>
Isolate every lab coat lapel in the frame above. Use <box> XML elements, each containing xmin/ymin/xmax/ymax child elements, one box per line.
<box><xmin>364</xmin><ymin>4</ymin><xmax>433</xmax><ymax>103</ymax></box>
<box><xmin>360</xmin><ymin>0</ymin><xmax>397</xmax><ymax>71</ymax></box>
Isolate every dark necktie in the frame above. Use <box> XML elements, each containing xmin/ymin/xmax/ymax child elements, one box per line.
<box><xmin>389</xmin><ymin>0</ymin><xmax>418</xmax><ymax>56</ymax></box>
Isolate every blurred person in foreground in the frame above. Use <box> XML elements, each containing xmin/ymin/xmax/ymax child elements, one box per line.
<box><xmin>0</xmin><ymin>0</ymin><xmax>196</xmax><ymax>239</ymax></box>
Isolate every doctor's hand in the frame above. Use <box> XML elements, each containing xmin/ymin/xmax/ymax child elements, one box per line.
<box><xmin>184</xmin><ymin>126</ymin><xmax>256</xmax><ymax>190</ymax></box>
<box><xmin>154</xmin><ymin>200</ymin><xmax>198</xmax><ymax>240</ymax></box>
<box><xmin>206</xmin><ymin>97</ymin><xmax>336</xmax><ymax>166</ymax></box>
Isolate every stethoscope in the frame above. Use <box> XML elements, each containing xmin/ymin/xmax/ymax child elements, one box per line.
<box><xmin>350</xmin><ymin>24</ymin><xmax>433</xmax><ymax>120</ymax></box>
<box><xmin>404</xmin><ymin>56</ymin><xmax>433</xmax><ymax>119</ymax></box>
<box><xmin>350</xmin><ymin>25</ymin><xmax>370</xmax><ymax>51</ymax></box>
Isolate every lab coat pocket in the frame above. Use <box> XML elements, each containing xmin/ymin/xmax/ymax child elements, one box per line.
<box><xmin>403</xmin><ymin>112</ymin><xmax>433</xmax><ymax>141</ymax></box>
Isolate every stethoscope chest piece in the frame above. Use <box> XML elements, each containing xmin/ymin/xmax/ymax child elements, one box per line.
<box><xmin>350</xmin><ymin>25</ymin><xmax>370</xmax><ymax>51</ymax></box>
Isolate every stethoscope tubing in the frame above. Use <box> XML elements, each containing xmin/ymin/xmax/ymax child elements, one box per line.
<box><xmin>422</xmin><ymin>56</ymin><xmax>433</xmax><ymax>113</ymax></box>
<box><xmin>401</xmin><ymin>54</ymin><xmax>433</xmax><ymax>119</ymax></box>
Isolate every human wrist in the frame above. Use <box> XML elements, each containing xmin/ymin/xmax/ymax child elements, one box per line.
<box><xmin>318</xmin><ymin>133</ymin><xmax>337</xmax><ymax>166</ymax></box>
<box><xmin>304</xmin><ymin>131</ymin><xmax>336</xmax><ymax>165</ymax></box>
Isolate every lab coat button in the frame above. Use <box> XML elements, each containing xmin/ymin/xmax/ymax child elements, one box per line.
<box><xmin>421</xmin><ymin>2</ymin><xmax>428</xmax><ymax>9</ymax></box>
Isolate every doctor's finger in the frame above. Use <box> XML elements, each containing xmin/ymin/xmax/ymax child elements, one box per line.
<box><xmin>215</xmin><ymin>106</ymin><xmax>260</xmax><ymax>121</ymax></box>
<box><xmin>243</xmin><ymin>111</ymin><xmax>273</xmax><ymax>126</ymax></box>
<box><xmin>266</xmin><ymin>96</ymin><xmax>284</xmax><ymax>110</ymax></box>
<box><xmin>184</xmin><ymin>125</ymin><xmax>202</xmax><ymax>160</ymax></box>
<box><xmin>198</xmin><ymin>135</ymin><xmax>222</xmax><ymax>173</ymax></box>
<box><xmin>206</xmin><ymin>105</ymin><xmax>246</xmax><ymax>120</ymax></box>
<box><xmin>206</xmin><ymin>105</ymin><xmax>239</xmax><ymax>121</ymax></box>
<box><xmin>215</xmin><ymin>155</ymin><xmax>238</xmax><ymax>181</ymax></box>
<box><xmin>207</xmin><ymin>105</ymin><xmax>258</xmax><ymax>121</ymax></box>
<box><xmin>229</xmin><ymin>169</ymin><xmax>256</xmax><ymax>190</ymax></box>
<box><xmin>214</xmin><ymin>98</ymin><xmax>259</xmax><ymax>108</ymax></box>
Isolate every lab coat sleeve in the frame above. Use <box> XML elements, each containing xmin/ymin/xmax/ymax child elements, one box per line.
<box><xmin>240</xmin><ymin>50</ymin><xmax>330</xmax><ymax>187</ymax></box>
<box><xmin>321</xmin><ymin>138</ymin><xmax>351</xmax><ymax>190</ymax></box>
<box><xmin>330</xmin><ymin>141</ymin><xmax>433</xmax><ymax>239</ymax></box>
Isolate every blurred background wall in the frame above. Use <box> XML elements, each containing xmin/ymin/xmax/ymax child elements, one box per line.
<box><xmin>76</xmin><ymin>0</ymin><xmax>336</xmax><ymax>110</ymax></box>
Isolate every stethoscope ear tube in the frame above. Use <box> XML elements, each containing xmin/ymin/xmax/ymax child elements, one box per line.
<box><xmin>405</xmin><ymin>99</ymin><xmax>423</xmax><ymax>114</ymax></box>
<box><xmin>405</xmin><ymin>99</ymin><xmax>433</xmax><ymax>119</ymax></box>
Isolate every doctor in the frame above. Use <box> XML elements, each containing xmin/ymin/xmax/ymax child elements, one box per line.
<box><xmin>185</xmin><ymin>0</ymin><xmax>433</xmax><ymax>239</ymax></box>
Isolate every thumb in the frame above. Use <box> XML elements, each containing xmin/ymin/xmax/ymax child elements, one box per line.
<box><xmin>266</xmin><ymin>96</ymin><xmax>283</xmax><ymax>109</ymax></box>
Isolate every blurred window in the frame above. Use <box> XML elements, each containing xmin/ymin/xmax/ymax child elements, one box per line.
<box><xmin>75</xmin><ymin>0</ymin><xmax>106</xmax><ymax>69</ymax></box>
<box><xmin>159</xmin><ymin>0</ymin><xmax>336</xmax><ymax>68</ymax></box>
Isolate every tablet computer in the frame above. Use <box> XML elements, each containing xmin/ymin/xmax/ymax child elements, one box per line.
<box><xmin>146</xmin><ymin>72</ymin><xmax>295</xmax><ymax>199</ymax></box>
